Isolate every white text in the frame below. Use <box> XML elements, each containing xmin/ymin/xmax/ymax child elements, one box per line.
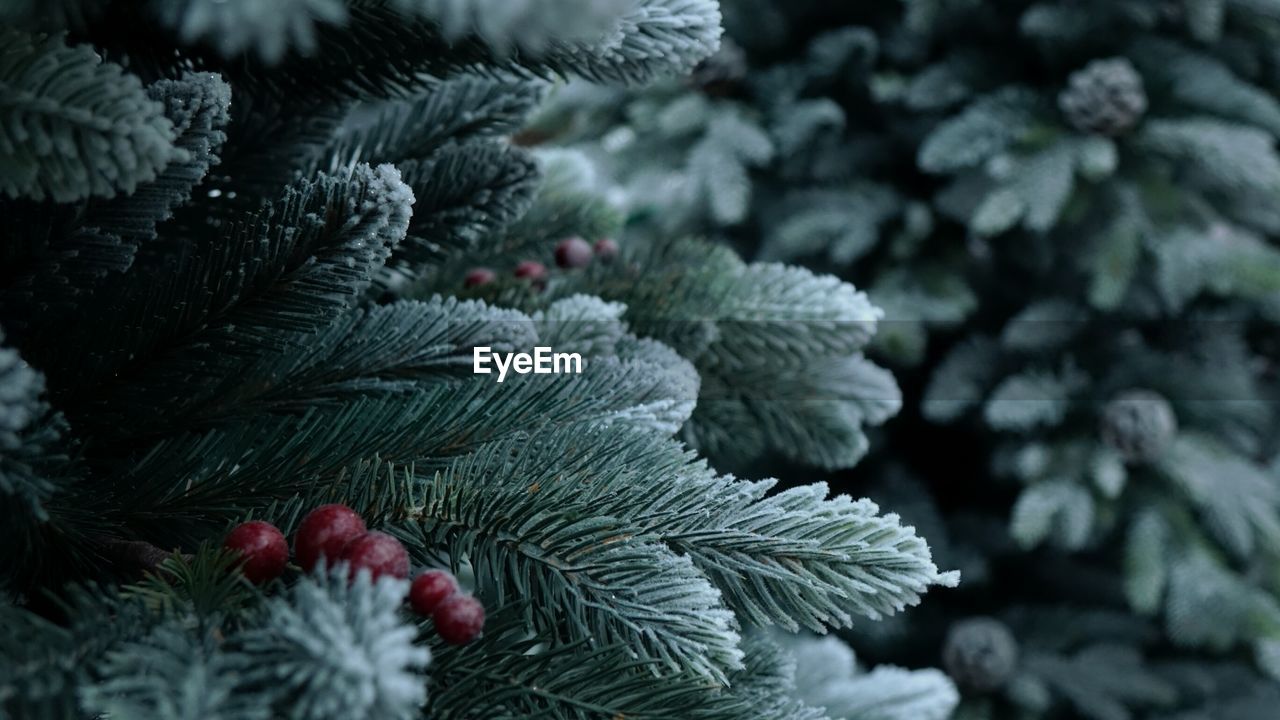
<box><xmin>474</xmin><ymin>346</ymin><xmax>583</xmax><ymax>382</ymax></box>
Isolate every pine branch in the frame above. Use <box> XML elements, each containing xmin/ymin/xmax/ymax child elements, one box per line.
<box><xmin>0</xmin><ymin>28</ymin><xmax>177</xmax><ymax>202</ymax></box>
<box><xmin>81</xmin><ymin>622</ymin><xmax>263</xmax><ymax>720</ymax></box>
<box><xmin>540</xmin><ymin>0</ymin><xmax>724</xmax><ymax>86</ymax></box>
<box><xmin>528</xmin><ymin>231</ymin><xmax>901</xmax><ymax>471</ymax></box>
<box><xmin>228</xmin><ymin>0</ymin><xmax>720</xmax><ymax>103</ymax></box>
<box><xmin>43</xmin><ymin>163</ymin><xmax>413</xmax><ymax>411</ymax></box>
<box><xmin>533</xmin><ymin>295</ymin><xmax>631</xmax><ymax>358</ymax></box>
<box><xmin>428</xmin><ymin>610</ymin><xmax>820</xmax><ymax>719</ymax></box>
<box><xmin>0</xmin><ymin>330</ymin><xmax>100</xmax><ymax>592</ymax></box>
<box><xmin>1132</xmin><ymin>38</ymin><xmax>1280</xmax><ymax>136</ymax></box>
<box><xmin>786</xmin><ymin>634</ymin><xmax>959</xmax><ymax>720</ymax></box>
<box><xmin>682</xmin><ymin>262</ymin><xmax>901</xmax><ymax>469</ymax></box>
<box><xmin>123</xmin><ymin>544</ymin><xmax>256</xmax><ymax>621</ymax></box>
<box><xmin>0</xmin><ymin>603</ymin><xmax>81</xmax><ymax>718</ymax></box>
<box><xmin>728</xmin><ymin>634</ymin><xmax>829</xmax><ymax>720</ymax></box>
<box><xmin>0</xmin><ymin>331</ymin><xmax>60</xmax><ymax>519</ymax></box>
<box><xmin>393</xmin><ymin>141</ymin><xmax>540</xmax><ymax>267</ymax></box>
<box><xmin>983</xmin><ymin>366</ymin><xmax>1086</xmax><ymax>432</ymax></box>
<box><xmin>758</xmin><ymin>184</ymin><xmax>899</xmax><ymax>266</ymax></box>
<box><xmin>400</xmin><ymin>452</ymin><xmax>744</xmax><ymax>683</ymax></box>
<box><xmin>526</xmin><ymin>427</ymin><xmax>958</xmax><ymax>626</ymax></box>
<box><xmin>122</xmin><ymin>297</ymin><xmax>536</xmax><ymax>429</ymax></box>
<box><xmin>1</xmin><ymin>72</ymin><xmax>232</xmax><ymax>333</ymax></box>
<box><xmin>0</xmin><ymin>584</ymin><xmax>157</xmax><ymax>718</ymax></box>
<box><xmin>1141</xmin><ymin>117</ymin><xmax>1280</xmax><ymax>193</ymax></box>
<box><xmin>1156</xmin><ymin>434</ymin><xmax>1280</xmax><ymax>560</ymax></box>
<box><xmin>238</xmin><ymin>568</ymin><xmax>430</xmax><ymax>720</ymax></box>
<box><xmin>918</xmin><ymin>87</ymin><xmax>1040</xmax><ymax>174</ymax></box>
<box><xmin>83</xmin><ymin>72</ymin><xmax>232</xmax><ymax>247</ymax></box>
<box><xmin>396</xmin><ymin>425</ymin><xmax>955</xmax><ymax>682</ymax></box>
<box><xmin>6</xmin><ymin>564</ymin><xmax>432</xmax><ymax>720</ymax></box>
<box><xmin>102</xmin><ymin>329</ymin><xmax>697</xmax><ymax>543</ymax></box>
<box><xmin>704</xmin><ymin>262</ymin><xmax>883</xmax><ymax>368</ymax></box>
<box><xmin>325</xmin><ymin>74</ymin><xmax>545</xmax><ymax>167</ymax></box>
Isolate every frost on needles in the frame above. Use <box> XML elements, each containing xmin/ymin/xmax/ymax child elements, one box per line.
<box><xmin>0</xmin><ymin>3</ymin><xmax>958</xmax><ymax>720</ymax></box>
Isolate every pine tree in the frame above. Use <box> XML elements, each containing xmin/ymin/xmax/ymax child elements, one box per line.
<box><xmin>0</xmin><ymin>2</ymin><xmax>961</xmax><ymax>719</ymax></box>
<box><xmin>536</xmin><ymin>1</ymin><xmax>1280</xmax><ymax>718</ymax></box>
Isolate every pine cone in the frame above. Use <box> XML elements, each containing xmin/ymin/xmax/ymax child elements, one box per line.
<box><xmin>942</xmin><ymin>617</ymin><xmax>1019</xmax><ymax>692</ymax></box>
<box><xmin>691</xmin><ymin>39</ymin><xmax>748</xmax><ymax>95</ymax></box>
<box><xmin>1100</xmin><ymin>389</ymin><xmax>1177</xmax><ymax>462</ymax></box>
<box><xmin>1058</xmin><ymin>58</ymin><xmax>1148</xmax><ymax>136</ymax></box>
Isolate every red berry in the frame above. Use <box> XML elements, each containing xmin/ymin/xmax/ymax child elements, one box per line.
<box><xmin>593</xmin><ymin>238</ymin><xmax>619</xmax><ymax>262</ymax></box>
<box><xmin>409</xmin><ymin>570</ymin><xmax>459</xmax><ymax>616</ymax></box>
<box><xmin>294</xmin><ymin>504</ymin><xmax>366</xmax><ymax>572</ymax></box>
<box><xmin>464</xmin><ymin>268</ymin><xmax>496</xmax><ymax>288</ymax></box>
<box><xmin>224</xmin><ymin>520</ymin><xmax>288</xmax><ymax>584</ymax></box>
<box><xmin>340</xmin><ymin>531</ymin><xmax>410</xmax><ymax>582</ymax></box>
<box><xmin>554</xmin><ymin>236</ymin><xmax>594</xmax><ymax>269</ymax></box>
<box><xmin>513</xmin><ymin>260</ymin><xmax>547</xmax><ymax>282</ymax></box>
<box><xmin>433</xmin><ymin>593</ymin><xmax>485</xmax><ymax>645</ymax></box>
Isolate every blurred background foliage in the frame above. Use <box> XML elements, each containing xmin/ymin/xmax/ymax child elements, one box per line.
<box><xmin>529</xmin><ymin>1</ymin><xmax>1280</xmax><ymax>717</ymax></box>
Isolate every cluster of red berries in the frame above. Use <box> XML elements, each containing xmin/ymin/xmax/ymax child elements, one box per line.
<box><xmin>464</xmin><ymin>236</ymin><xmax>618</xmax><ymax>289</ymax></box>
<box><xmin>223</xmin><ymin>504</ymin><xmax>484</xmax><ymax>644</ymax></box>
<box><xmin>408</xmin><ymin>570</ymin><xmax>485</xmax><ymax>645</ymax></box>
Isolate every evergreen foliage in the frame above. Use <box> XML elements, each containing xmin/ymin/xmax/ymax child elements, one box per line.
<box><xmin>17</xmin><ymin>0</ymin><xmax>1280</xmax><ymax>717</ymax></box>
<box><xmin>0</xmin><ymin>2</ymin><xmax>959</xmax><ymax>719</ymax></box>
<box><xmin>0</xmin><ymin>27</ymin><xmax>177</xmax><ymax>202</ymax></box>
<box><xmin>788</xmin><ymin>633</ymin><xmax>960</xmax><ymax>720</ymax></box>
<box><xmin>536</xmin><ymin>0</ymin><xmax>1280</xmax><ymax>717</ymax></box>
